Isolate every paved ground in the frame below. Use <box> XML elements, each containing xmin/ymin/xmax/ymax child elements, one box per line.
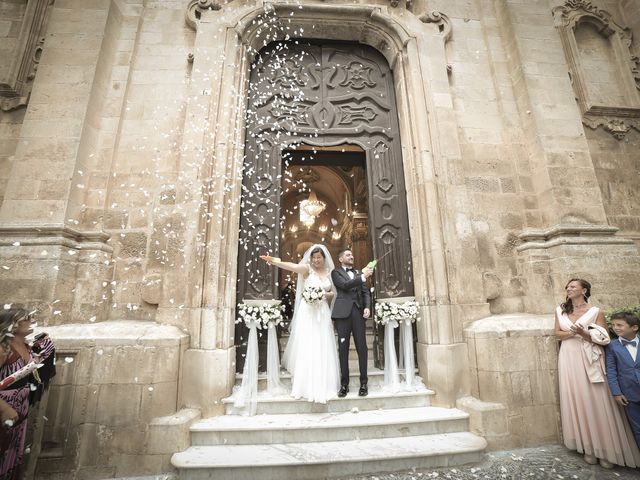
<box><xmin>342</xmin><ymin>445</ymin><xmax>640</xmax><ymax>480</ymax></box>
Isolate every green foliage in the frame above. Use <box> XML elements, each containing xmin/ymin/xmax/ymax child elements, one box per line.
<box><xmin>605</xmin><ymin>305</ymin><xmax>640</xmax><ymax>324</ymax></box>
<box><xmin>605</xmin><ymin>305</ymin><xmax>640</xmax><ymax>338</ymax></box>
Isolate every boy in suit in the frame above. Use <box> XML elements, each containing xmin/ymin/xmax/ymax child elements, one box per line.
<box><xmin>606</xmin><ymin>312</ymin><xmax>640</xmax><ymax>447</ymax></box>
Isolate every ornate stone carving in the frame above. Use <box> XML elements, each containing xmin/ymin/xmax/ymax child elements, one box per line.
<box><xmin>552</xmin><ymin>0</ymin><xmax>640</xmax><ymax>139</ymax></box>
<box><xmin>338</xmin><ymin>62</ymin><xmax>377</xmax><ymax>89</ymax></box>
<box><xmin>387</xmin><ymin>0</ymin><xmax>413</xmax><ymax>9</ymax></box>
<box><xmin>419</xmin><ymin>11</ymin><xmax>452</xmax><ymax>43</ymax></box>
<box><xmin>582</xmin><ymin>114</ymin><xmax>640</xmax><ymax>139</ymax></box>
<box><xmin>0</xmin><ymin>0</ymin><xmax>53</xmax><ymax>112</ymax></box>
<box><xmin>185</xmin><ymin>0</ymin><xmax>222</xmax><ymax>30</ymax></box>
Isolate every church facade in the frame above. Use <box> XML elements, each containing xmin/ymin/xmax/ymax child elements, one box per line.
<box><xmin>1</xmin><ymin>0</ymin><xmax>639</xmax><ymax>477</ymax></box>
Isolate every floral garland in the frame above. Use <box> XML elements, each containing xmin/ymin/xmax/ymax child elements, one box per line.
<box><xmin>236</xmin><ymin>303</ymin><xmax>284</xmax><ymax>329</ymax></box>
<box><xmin>302</xmin><ymin>285</ymin><xmax>325</xmax><ymax>305</ymax></box>
<box><xmin>374</xmin><ymin>300</ymin><xmax>419</xmax><ymax>326</ymax></box>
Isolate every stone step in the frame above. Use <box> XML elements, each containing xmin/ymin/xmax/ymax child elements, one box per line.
<box><xmin>239</xmin><ymin>367</ymin><xmax>417</xmax><ymax>390</ymax></box>
<box><xmin>222</xmin><ymin>388</ymin><xmax>433</xmax><ymax>415</ymax></box>
<box><xmin>190</xmin><ymin>406</ymin><xmax>470</xmax><ymax>445</ymax></box>
<box><xmin>172</xmin><ymin>432</ymin><xmax>487</xmax><ymax>480</ymax></box>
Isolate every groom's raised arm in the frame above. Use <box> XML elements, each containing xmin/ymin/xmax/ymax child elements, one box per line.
<box><xmin>331</xmin><ymin>269</ymin><xmax>365</xmax><ymax>291</ymax></box>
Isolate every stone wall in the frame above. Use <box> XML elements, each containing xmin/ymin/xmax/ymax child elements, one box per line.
<box><xmin>587</xmin><ymin>127</ymin><xmax>640</xmax><ymax>247</ymax></box>
<box><xmin>462</xmin><ymin>314</ymin><xmax>560</xmax><ymax>449</ymax></box>
<box><xmin>0</xmin><ymin>108</ymin><xmax>24</xmax><ymax>207</ymax></box>
<box><xmin>0</xmin><ymin>0</ymin><xmax>639</xmax><ymax>477</ymax></box>
<box><xmin>33</xmin><ymin>322</ymin><xmax>192</xmax><ymax>479</ymax></box>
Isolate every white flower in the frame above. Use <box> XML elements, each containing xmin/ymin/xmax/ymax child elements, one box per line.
<box><xmin>302</xmin><ymin>285</ymin><xmax>325</xmax><ymax>305</ymax></box>
<box><xmin>236</xmin><ymin>302</ymin><xmax>284</xmax><ymax>328</ymax></box>
<box><xmin>374</xmin><ymin>301</ymin><xmax>419</xmax><ymax>325</ymax></box>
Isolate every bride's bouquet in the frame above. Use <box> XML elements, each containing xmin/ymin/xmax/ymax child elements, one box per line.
<box><xmin>302</xmin><ymin>285</ymin><xmax>325</xmax><ymax>305</ymax></box>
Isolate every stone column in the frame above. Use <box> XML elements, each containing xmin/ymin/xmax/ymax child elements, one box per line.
<box><xmin>397</xmin><ymin>10</ymin><xmax>491</xmax><ymax>407</ymax></box>
<box><xmin>172</xmin><ymin>8</ymin><xmax>248</xmax><ymax>415</ymax></box>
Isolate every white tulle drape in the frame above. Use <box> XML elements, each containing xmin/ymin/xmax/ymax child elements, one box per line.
<box><xmin>383</xmin><ymin>321</ymin><xmax>400</xmax><ymax>390</ymax></box>
<box><xmin>381</xmin><ymin>299</ymin><xmax>424</xmax><ymax>392</ymax></box>
<box><xmin>266</xmin><ymin>322</ymin><xmax>285</xmax><ymax>394</ymax></box>
<box><xmin>232</xmin><ymin>320</ymin><xmax>259</xmax><ymax>416</ymax></box>
<box><xmin>400</xmin><ymin>320</ymin><xmax>416</xmax><ymax>386</ymax></box>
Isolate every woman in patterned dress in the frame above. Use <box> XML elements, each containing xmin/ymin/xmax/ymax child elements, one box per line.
<box><xmin>0</xmin><ymin>309</ymin><xmax>55</xmax><ymax>480</ymax></box>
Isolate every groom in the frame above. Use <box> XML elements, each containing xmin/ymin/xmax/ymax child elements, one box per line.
<box><xmin>331</xmin><ymin>249</ymin><xmax>372</xmax><ymax>397</ymax></box>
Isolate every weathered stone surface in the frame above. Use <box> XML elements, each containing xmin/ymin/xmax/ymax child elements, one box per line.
<box><xmin>0</xmin><ymin>0</ymin><xmax>638</xmax><ymax>478</ymax></box>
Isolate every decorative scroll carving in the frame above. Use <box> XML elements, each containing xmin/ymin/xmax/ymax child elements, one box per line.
<box><xmin>387</xmin><ymin>0</ymin><xmax>413</xmax><ymax>9</ymax></box>
<box><xmin>338</xmin><ymin>105</ymin><xmax>377</xmax><ymax>124</ymax></box>
<box><xmin>0</xmin><ymin>0</ymin><xmax>53</xmax><ymax>112</ymax></box>
<box><xmin>419</xmin><ymin>11</ymin><xmax>452</xmax><ymax>43</ymax></box>
<box><xmin>552</xmin><ymin>0</ymin><xmax>640</xmax><ymax>139</ymax></box>
<box><xmin>582</xmin><ymin>114</ymin><xmax>640</xmax><ymax>139</ymax></box>
<box><xmin>185</xmin><ymin>0</ymin><xmax>222</xmax><ymax>30</ymax></box>
<box><xmin>338</xmin><ymin>62</ymin><xmax>377</xmax><ymax>89</ymax></box>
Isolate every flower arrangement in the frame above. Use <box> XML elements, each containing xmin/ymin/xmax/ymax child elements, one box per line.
<box><xmin>302</xmin><ymin>285</ymin><xmax>325</xmax><ymax>305</ymax></box>
<box><xmin>236</xmin><ymin>303</ymin><xmax>284</xmax><ymax>329</ymax></box>
<box><xmin>374</xmin><ymin>300</ymin><xmax>419</xmax><ymax>326</ymax></box>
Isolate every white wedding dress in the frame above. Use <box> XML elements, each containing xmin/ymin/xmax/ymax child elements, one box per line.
<box><xmin>282</xmin><ymin>269</ymin><xmax>340</xmax><ymax>403</ymax></box>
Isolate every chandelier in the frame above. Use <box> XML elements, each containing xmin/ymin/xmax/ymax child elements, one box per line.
<box><xmin>300</xmin><ymin>190</ymin><xmax>326</xmax><ymax>219</ymax></box>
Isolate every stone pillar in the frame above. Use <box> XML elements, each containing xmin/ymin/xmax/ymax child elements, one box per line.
<box><xmin>402</xmin><ymin>15</ymin><xmax>482</xmax><ymax>407</ymax></box>
<box><xmin>171</xmin><ymin>10</ymin><xmax>247</xmax><ymax>415</ymax></box>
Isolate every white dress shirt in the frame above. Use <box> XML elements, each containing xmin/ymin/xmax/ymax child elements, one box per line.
<box><xmin>620</xmin><ymin>335</ymin><xmax>639</xmax><ymax>362</ymax></box>
<box><xmin>343</xmin><ymin>266</ymin><xmax>366</xmax><ymax>282</ymax></box>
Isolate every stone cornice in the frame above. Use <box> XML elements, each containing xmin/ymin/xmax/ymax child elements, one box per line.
<box><xmin>0</xmin><ymin>224</ymin><xmax>112</xmax><ymax>252</ymax></box>
<box><xmin>516</xmin><ymin>224</ymin><xmax>634</xmax><ymax>251</ymax></box>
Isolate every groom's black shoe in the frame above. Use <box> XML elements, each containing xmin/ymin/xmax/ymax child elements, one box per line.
<box><xmin>358</xmin><ymin>384</ymin><xmax>368</xmax><ymax>397</ymax></box>
<box><xmin>338</xmin><ymin>385</ymin><xmax>349</xmax><ymax>398</ymax></box>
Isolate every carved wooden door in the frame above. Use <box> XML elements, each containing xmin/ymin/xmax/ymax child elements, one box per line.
<box><xmin>236</xmin><ymin>41</ymin><xmax>414</xmax><ymax>371</ymax></box>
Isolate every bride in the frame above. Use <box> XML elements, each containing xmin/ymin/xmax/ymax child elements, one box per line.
<box><xmin>260</xmin><ymin>244</ymin><xmax>340</xmax><ymax>403</ymax></box>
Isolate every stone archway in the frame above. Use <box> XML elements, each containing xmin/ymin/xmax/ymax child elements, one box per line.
<box><xmin>180</xmin><ymin>1</ymin><xmax>475</xmax><ymax>413</ymax></box>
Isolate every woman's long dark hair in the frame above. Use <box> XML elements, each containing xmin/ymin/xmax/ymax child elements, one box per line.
<box><xmin>560</xmin><ymin>278</ymin><xmax>591</xmax><ymax>314</ymax></box>
<box><xmin>0</xmin><ymin>308</ymin><xmax>29</xmax><ymax>339</ymax></box>
<box><xmin>309</xmin><ymin>246</ymin><xmax>326</xmax><ymax>259</ymax></box>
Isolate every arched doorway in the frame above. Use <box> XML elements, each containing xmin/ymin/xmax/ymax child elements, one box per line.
<box><xmin>235</xmin><ymin>40</ymin><xmax>414</xmax><ymax>371</ymax></box>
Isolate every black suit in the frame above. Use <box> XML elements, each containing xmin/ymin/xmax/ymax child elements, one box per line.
<box><xmin>331</xmin><ymin>267</ymin><xmax>371</xmax><ymax>386</ymax></box>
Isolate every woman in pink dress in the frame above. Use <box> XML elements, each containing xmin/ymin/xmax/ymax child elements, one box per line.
<box><xmin>556</xmin><ymin>278</ymin><xmax>640</xmax><ymax>468</ymax></box>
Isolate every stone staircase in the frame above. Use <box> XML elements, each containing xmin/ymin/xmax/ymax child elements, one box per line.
<box><xmin>171</xmin><ymin>332</ymin><xmax>486</xmax><ymax>479</ymax></box>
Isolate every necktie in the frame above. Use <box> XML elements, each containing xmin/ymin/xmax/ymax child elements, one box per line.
<box><xmin>622</xmin><ymin>339</ymin><xmax>638</xmax><ymax>347</ymax></box>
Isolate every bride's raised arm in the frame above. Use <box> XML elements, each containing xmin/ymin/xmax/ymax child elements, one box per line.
<box><xmin>260</xmin><ymin>255</ymin><xmax>310</xmax><ymax>275</ymax></box>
